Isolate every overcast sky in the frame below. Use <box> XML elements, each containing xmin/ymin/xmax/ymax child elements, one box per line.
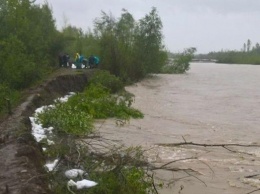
<box><xmin>35</xmin><ymin>0</ymin><xmax>260</xmax><ymax>54</ymax></box>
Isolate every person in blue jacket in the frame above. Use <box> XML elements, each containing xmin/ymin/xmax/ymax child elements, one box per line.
<box><xmin>88</xmin><ymin>55</ymin><xmax>95</xmax><ymax>68</ymax></box>
<box><xmin>94</xmin><ymin>56</ymin><xmax>100</xmax><ymax>67</ymax></box>
<box><xmin>75</xmin><ymin>53</ymin><xmax>83</xmax><ymax>69</ymax></box>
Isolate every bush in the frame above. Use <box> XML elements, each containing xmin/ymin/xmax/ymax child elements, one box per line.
<box><xmin>36</xmin><ymin>69</ymin><xmax>146</xmax><ymax>193</ymax></box>
<box><xmin>50</xmin><ymin>146</ymin><xmax>156</xmax><ymax>194</ymax></box>
<box><xmin>89</xmin><ymin>70</ymin><xmax>124</xmax><ymax>93</ymax></box>
<box><xmin>36</xmin><ymin>77</ymin><xmax>143</xmax><ymax>135</ymax></box>
<box><xmin>161</xmin><ymin>47</ymin><xmax>196</xmax><ymax>74</ymax></box>
<box><xmin>37</xmin><ymin>102</ymin><xmax>94</xmax><ymax>135</ymax></box>
<box><xmin>0</xmin><ymin>36</ymin><xmax>43</xmax><ymax>90</ymax></box>
<box><xmin>0</xmin><ymin>83</ymin><xmax>20</xmax><ymax>114</ymax></box>
<box><xmin>68</xmin><ymin>84</ymin><xmax>143</xmax><ymax>120</ymax></box>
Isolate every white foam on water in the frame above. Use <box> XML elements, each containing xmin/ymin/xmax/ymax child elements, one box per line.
<box><xmin>241</xmin><ymin>178</ymin><xmax>260</xmax><ymax>188</ymax></box>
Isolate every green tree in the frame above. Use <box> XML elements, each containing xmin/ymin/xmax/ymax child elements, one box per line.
<box><xmin>62</xmin><ymin>25</ymin><xmax>83</xmax><ymax>55</ymax></box>
<box><xmin>114</xmin><ymin>9</ymin><xmax>136</xmax><ymax>81</ymax></box>
<box><xmin>0</xmin><ymin>35</ymin><xmax>38</xmax><ymax>89</ymax></box>
<box><xmin>59</xmin><ymin>8</ymin><xmax>168</xmax><ymax>82</ymax></box>
<box><xmin>247</xmin><ymin>39</ymin><xmax>251</xmax><ymax>52</ymax></box>
<box><xmin>0</xmin><ymin>0</ymin><xmax>64</xmax><ymax>113</ymax></box>
<box><xmin>94</xmin><ymin>11</ymin><xmax>119</xmax><ymax>75</ymax></box>
<box><xmin>134</xmin><ymin>7</ymin><xmax>167</xmax><ymax>76</ymax></box>
<box><xmin>161</xmin><ymin>47</ymin><xmax>197</xmax><ymax>74</ymax></box>
<box><xmin>0</xmin><ymin>0</ymin><xmax>61</xmax><ymax>86</ymax></box>
<box><xmin>243</xmin><ymin>43</ymin><xmax>246</xmax><ymax>52</ymax></box>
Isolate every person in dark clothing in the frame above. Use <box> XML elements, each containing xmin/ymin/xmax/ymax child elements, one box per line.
<box><xmin>62</xmin><ymin>54</ymin><xmax>68</xmax><ymax>67</ymax></box>
<box><xmin>83</xmin><ymin>58</ymin><xmax>88</xmax><ymax>68</ymax></box>
<box><xmin>66</xmin><ymin>54</ymin><xmax>70</xmax><ymax>67</ymax></box>
<box><xmin>88</xmin><ymin>55</ymin><xmax>95</xmax><ymax>69</ymax></box>
<box><xmin>94</xmin><ymin>56</ymin><xmax>100</xmax><ymax>67</ymax></box>
<box><xmin>58</xmin><ymin>53</ymin><xmax>63</xmax><ymax>67</ymax></box>
<box><xmin>59</xmin><ymin>53</ymin><xmax>70</xmax><ymax>67</ymax></box>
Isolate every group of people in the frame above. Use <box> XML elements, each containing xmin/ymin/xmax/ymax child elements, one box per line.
<box><xmin>58</xmin><ymin>52</ymin><xmax>100</xmax><ymax>69</ymax></box>
<box><xmin>74</xmin><ymin>53</ymin><xmax>100</xmax><ymax>69</ymax></box>
<box><xmin>58</xmin><ymin>53</ymin><xmax>70</xmax><ymax>67</ymax></box>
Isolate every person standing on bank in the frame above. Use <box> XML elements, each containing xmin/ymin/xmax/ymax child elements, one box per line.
<box><xmin>94</xmin><ymin>56</ymin><xmax>100</xmax><ymax>67</ymax></box>
<box><xmin>88</xmin><ymin>55</ymin><xmax>95</xmax><ymax>69</ymax></box>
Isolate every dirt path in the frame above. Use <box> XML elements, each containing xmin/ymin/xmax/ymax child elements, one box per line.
<box><xmin>0</xmin><ymin>68</ymin><xmax>95</xmax><ymax>194</ymax></box>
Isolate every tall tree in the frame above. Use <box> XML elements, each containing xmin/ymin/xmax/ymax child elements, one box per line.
<box><xmin>115</xmin><ymin>9</ymin><xmax>136</xmax><ymax>80</ymax></box>
<box><xmin>247</xmin><ymin>39</ymin><xmax>251</xmax><ymax>52</ymax></box>
<box><xmin>243</xmin><ymin>43</ymin><xmax>246</xmax><ymax>52</ymax></box>
<box><xmin>0</xmin><ymin>0</ymin><xmax>62</xmax><ymax>89</ymax></box>
<box><xmin>94</xmin><ymin>11</ymin><xmax>119</xmax><ymax>75</ymax></box>
<box><xmin>134</xmin><ymin>7</ymin><xmax>167</xmax><ymax>76</ymax></box>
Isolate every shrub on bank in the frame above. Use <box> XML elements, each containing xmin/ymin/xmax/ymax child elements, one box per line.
<box><xmin>0</xmin><ymin>83</ymin><xmax>20</xmax><ymax>115</ymax></box>
<box><xmin>161</xmin><ymin>47</ymin><xmax>196</xmax><ymax>74</ymax></box>
<box><xmin>89</xmin><ymin>70</ymin><xmax>124</xmax><ymax>93</ymax></box>
<box><xmin>36</xmin><ymin>70</ymin><xmax>143</xmax><ymax>135</ymax></box>
<box><xmin>35</xmin><ymin>71</ymin><xmax>151</xmax><ymax>193</ymax></box>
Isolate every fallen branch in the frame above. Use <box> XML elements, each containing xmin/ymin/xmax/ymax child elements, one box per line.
<box><xmin>246</xmin><ymin>188</ymin><xmax>260</xmax><ymax>194</ymax></box>
<box><xmin>146</xmin><ymin>172</ymin><xmax>159</xmax><ymax>194</ymax></box>
<box><xmin>152</xmin><ymin>157</ymin><xmax>196</xmax><ymax>170</ymax></box>
<box><xmin>245</xmin><ymin>174</ymin><xmax>260</xmax><ymax>178</ymax></box>
<box><xmin>222</xmin><ymin>145</ymin><xmax>256</xmax><ymax>156</ymax></box>
<box><xmin>152</xmin><ymin>177</ymin><xmax>159</xmax><ymax>194</ymax></box>
<box><xmin>184</xmin><ymin>169</ymin><xmax>207</xmax><ymax>187</ymax></box>
<box><xmin>157</xmin><ymin>142</ymin><xmax>260</xmax><ymax>148</ymax></box>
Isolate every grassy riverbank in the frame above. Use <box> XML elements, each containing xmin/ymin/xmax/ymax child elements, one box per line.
<box><xmin>34</xmin><ymin>70</ymin><xmax>162</xmax><ymax>194</ymax></box>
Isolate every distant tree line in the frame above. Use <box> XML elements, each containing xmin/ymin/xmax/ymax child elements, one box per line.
<box><xmin>195</xmin><ymin>39</ymin><xmax>260</xmax><ymax>64</ymax></box>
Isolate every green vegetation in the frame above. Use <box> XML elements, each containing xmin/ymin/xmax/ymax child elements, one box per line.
<box><xmin>0</xmin><ymin>1</ymin><xmax>199</xmax><ymax>192</ymax></box>
<box><xmin>0</xmin><ymin>83</ymin><xmax>20</xmax><ymax>114</ymax></box>
<box><xmin>0</xmin><ymin>0</ymin><xmax>63</xmax><ymax>115</ymax></box>
<box><xmin>0</xmin><ymin>1</ymin><xmax>185</xmax><ymax>191</ymax></box>
<box><xmin>36</xmin><ymin>71</ymin><xmax>143</xmax><ymax>136</ymax></box>
<box><xmin>215</xmin><ymin>50</ymin><xmax>260</xmax><ymax>65</ymax></box>
<box><xmin>62</xmin><ymin>7</ymin><xmax>168</xmax><ymax>82</ymax></box>
<box><xmin>50</xmin><ymin>145</ymin><xmax>156</xmax><ymax>194</ymax></box>
<box><xmin>36</xmin><ymin>71</ymin><xmax>156</xmax><ymax>193</ymax></box>
<box><xmin>37</xmin><ymin>102</ymin><xmax>94</xmax><ymax>135</ymax></box>
<box><xmin>88</xmin><ymin>70</ymin><xmax>124</xmax><ymax>93</ymax></box>
<box><xmin>0</xmin><ymin>1</ymin><xmax>195</xmax><ymax>115</ymax></box>
<box><xmin>195</xmin><ymin>39</ymin><xmax>260</xmax><ymax>64</ymax></box>
<box><xmin>162</xmin><ymin>47</ymin><xmax>197</xmax><ymax>74</ymax></box>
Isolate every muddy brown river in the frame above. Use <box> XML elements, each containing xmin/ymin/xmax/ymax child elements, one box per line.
<box><xmin>97</xmin><ymin>63</ymin><xmax>260</xmax><ymax>194</ymax></box>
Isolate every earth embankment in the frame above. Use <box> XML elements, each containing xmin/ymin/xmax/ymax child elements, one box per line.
<box><xmin>0</xmin><ymin>68</ymin><xmax>95</xmax><ymax>194</ymax></box>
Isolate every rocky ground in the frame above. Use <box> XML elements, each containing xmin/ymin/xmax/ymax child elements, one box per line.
<box><xmin>0</xmin><ymin>68</ymin><xmax>95</xmax><ymax>194</ymax></box>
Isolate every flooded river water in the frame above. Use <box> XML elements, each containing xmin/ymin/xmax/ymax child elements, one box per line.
<box><xmin>98</xmin><ymin>63</ymin><xmax>260</xmax><ymax>194</ymax></box>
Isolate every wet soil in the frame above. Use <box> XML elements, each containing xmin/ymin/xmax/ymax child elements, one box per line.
<box><xmin>0</xmin><ymin>68</ymin><xmax>96</xmax><ymax>194</ymax></box>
